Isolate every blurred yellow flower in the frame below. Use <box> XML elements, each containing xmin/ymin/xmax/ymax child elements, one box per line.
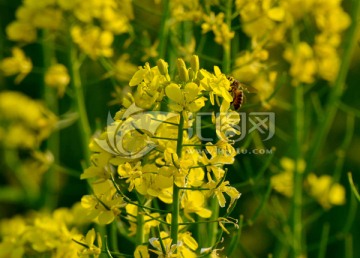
<box><xmin>6</xmin><ymin>21</ymin><xmax>36</xmax><ymax>43</ymax></box>
<box><xmin>45</xmin><ymin>64</ymin><xmax>70</xmax><ymax>97</ymax></box>
<box><xmin>283</xmin><ymin>42</ymin><xmax>317</xmax><ymax>86</ymax></box>
<box><xmin>306</xmin><ymin>173</ymin><xmax>346</xmax><ymax>209</ymax></box>
<box><xmin>0</xmin><ymin>47</ymin><xmax>32</xmax><ymax>84</ymax></box>
<box><xmin>201</xmin><ymin>12</ymin><xmax>234</xmax><ymax>47</ymax></box>
<box><xmin>0</xmin><ymin>91</ymin><xmax>56</xmax><ymax>149</ymax></box>
<box><xmin>271</xmin><ymin>157</ymin><xmax>306</xmax><ymax>197</ymax></box>
<box><xmin>71</xmin><ymin>25</ymin><xmax>114</xmax><ymax>59</ymax></box>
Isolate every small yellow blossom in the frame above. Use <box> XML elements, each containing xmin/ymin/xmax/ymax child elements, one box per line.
<box><xmin>81</xmin><ymin>180</ymin><xmax>125</xmax><ymax>224</ymax></box>
<box><xmin>0</xmin><ymin>91</ymin><xmax>56</xmax><ymax>149</ymax></box>
<box><xmin>165</xmin><ymin>82</ymin><xmax>206</xmax><ymax>112</ymax></box>
<box><xmin>207</xmin><ymin>180</ymin><xmax>241</xmax><ymax>210</ymax></box>
<box><xmin>271</xmin><ymin>157</ymin><xmax>306</xmax><ymax>197</ymax></box>
<box><xmin>0</xmin><ymin>47</ymin><xmax>32</xmax><ymax>84</ymax></box>
<box><xmin>134</xmin><ymin>245</ymin><xmax>150</xmax><ymax>258</ymax></box>
<box><xmin>45</xmin><ymin>64</ymin><xmax>70</xmax><ymax>97</ymax></box>
<box><xmin>306</xmin><ymin>173</ymin><xmax>346</xmax><ymax>209</ymax></box>
<box><xmin>283</xmin><ymin>42</ymin><xmax>317</xmax><ymax>86</ymax></box>
<box><xmin>201</xmin><ymin>12</ymin><xmax>234</xmax><ymax>47</ymax></box>
<box><xmin>75</xmin><ymin>229</ymin><xmax>102</xmax><ymax>258</ymax></box>
<box><xmin>181</xmin><ymin>191</ymin><xmax>212</xmax><ymax>219</ymax></box>
<box><xmin>71</xmin><ymin>25</ymin><xmax>114</xmax><ymax>59</ymax></box>
<box><xmin>6</xmin><ymin>21</ymin><xmax>36</xmax><ymax>43</ymax></box>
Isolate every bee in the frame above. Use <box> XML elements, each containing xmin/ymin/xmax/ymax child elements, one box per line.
<box><xmin>227</xmin><ymin>76</ymin><xmax>249</xmax><ymax>110</ymax></box>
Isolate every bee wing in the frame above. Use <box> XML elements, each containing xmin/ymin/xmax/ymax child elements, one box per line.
<box><xmin>242</xmin><ymin>84</ymin><xmax>257</xmax><ymax>94</ymax></box>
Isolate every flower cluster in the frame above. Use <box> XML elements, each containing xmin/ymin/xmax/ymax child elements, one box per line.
<box><xmin>80</xmin><ymin>55</ymin><xmax>241</xmax><ymax>256</ymax></box>
<box><xmin>0</xmin><ymin>91</ymin><xmax>56</xmax><ymax>150</ymax></box>
<box><xmin>3</xmin><ymin>0</ymin><xmax>134</xmax><ymax>88</ymax></box>
<box><xmin>271</xmin><ymin>157</ymin><xmax>346</xmax><ymax>209</ymax></box>
<box><xmin>233</xmin><ymin>0</ymin><xmax>350</xmax><ymax>105</ymax></box>
<box><xmin>0</xmin><ymin>203</ymin><xmax>95</xmax><ymax>258</ymax></box>
<box><xmin>0</xmin><ymin>91</ymin><xmax>57</xmax><ymax>198</ymax></box>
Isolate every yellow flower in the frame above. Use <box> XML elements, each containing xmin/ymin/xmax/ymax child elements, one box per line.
<box><xmin>271</xmin><ymin>170</ymin><xmax>294</xmax><ymax>197</ymax></box>
<box><xmin>181</xmin><ymin>191</ymin><xmax>212</xmax><ymax>219</ymax></box>
<box><xmin>6</xmin><ymin>21</ymin><xmax>36</xmax><ymax>43</ymax></box>
<box><xmin>0</xmin><ymin>217</ymin><xmax>27</xmax><ymax>258</ymax></box>
<box><xmin>149</xmin><ymin>231</ymin><xmax>198</xmax><ymax>258</ymax></box>
<box><xmin>306</xmin><ymin>173</ymin><xmax>346</xmax><ymax>209</ymax></box>
<box><xmin>236</xmin><ymin>0</ymin><xmax>286</xmax><ymax>41</ymax></box>
<box><xmin>32</xmin><ymin>7</ymin><xmax>62</xmax><ymax>30</ymax></box>
<box><xmin>0</xmin><ymin>91</ymin><xmax>56</xmax><ymax>149</ymax></box>
<box><xmin>200</xmin><ymin>66</ymin><xmax>232</xmax><ymax>105</ymax></box>
<box><xmin>75</xmin><ymin>229</ymin><xmax>102</xmax><ymax>258</ymax></box>
<box><xmin>113</xmin><ymin>54</ymin><xmax>138</xmax><ymax>82</ymax></box>
<box><xmin>71</xmin><ymin>25</ymin><xmax>114</xmax><ymax>59</ymax></box>
<box><xmin>118</xmin><ymin>162</ymin><xmax>143</xmax><ymax>192</ymax></box>
<box><xmin>201</xmin><ymin>12</ymin><xmax>234</xmax><ymax>47</ymax></box>
<box><xmin>134</xmin><ymin>245</ymin><xmax>150</xmax><ymax>258</ymax></box>
<box><xmin>81</xmin><ymin>180</ymin><xmax>125</xmax><ymax>224</ymax></box>
<box><xmin>271</xmin><ymin>157</ymin><xmax>306</xmax><ymax>197</ymax></box>
<box><xmin>283</xmin><ymin>42</ymin><xmax>317</xmax><ymax>86</ymax></box>
<box><xmin>213</xmin><ymin>100</ymin><xmax>241</xmax><ymax>142</ymax></box>
<box><xmin>165</xmin><ymin>82</ymin><xmax>206</xmax><ymax>112</ymax></box>
<box><xmin>207</xmin><ymin>180</ymin><xmax>241</xmax><ymax>210</ymax></box>
<box><xmin>0</xmin><ymin>47</ymin><xmax>32</xmax><ymax>84</ymax></box>
<box><xmin>170</xmin><ymin>0</ymin><xmax>203</xmax><ymax>22</ymax></box>
<box><xmin>149</xmin><ymin>231</ymin><xmax>178</xmax><ymax>258</ymax></box>
<box><xmin>45</xmin><ymin>64</ymin><xmax>70</xmax><ymax>97</ymax></box>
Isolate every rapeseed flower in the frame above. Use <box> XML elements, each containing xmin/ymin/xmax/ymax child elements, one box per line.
<box><xmin>0</xmin><ymin>48</ymin><xmax>32</xmax><ymax>84</ymax></box>
<box><xmin>82</xmin><ymin>55</ymin><xmax>241</xmax><ymax>256</ymax></box>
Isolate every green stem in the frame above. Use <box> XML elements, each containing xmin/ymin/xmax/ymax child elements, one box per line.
<box><xmin>41</xmin><ymin>30</ymin><xmax>59</xmax><ymax>210</ymax></box>
<box><xmin>68</xmin><ymin>44</ymin><xmax>91</xmax><ymax>164</ymax></box>
<box><xmin>291</xmin><ymin>85</ymin><xmax>304</xmax><ymax>258</ymax></box>
<box><xmin>170</xmin><ymin>113</ymin><xmax>184</xmax><ymax>247</ymax></box>
<box><xmin>136</xmin><ymin>197</ymin><xmax>145</xmax><ymax>246</ymax></box>
<box><xmin>110</xmin><ymin>221</ymin><xmax>120</xmax><ymax>253</ymax></box>
<box><xmin>305</xmin><ymin>0</ymin><xmax>360</xmax><ymax>173</ymax></box>
<box><xmin>222</xmin><ymin>0</ymin><xmax>233</xmax><ymax>74</ymax></box>
<box><xmin>208</xmin><ymin>198</ymin><xmax>220</xmax><ymax>247</ymax></box>
<box><xmin>207</xmin><ymin>0</ymin><xmax>233</xmax><ymax>250</ymax></box>
<box><xmin>158</xmin><ymin>0</ymin><xmax>170</xmax><ymax>59</ymax></box>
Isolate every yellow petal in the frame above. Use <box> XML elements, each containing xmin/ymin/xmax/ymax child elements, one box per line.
<box><xmin>267</xmin><ymin>7</ymin><xmax>285</xmax><ymax>21</ymax></box>
<box><xmin>196</xmin><ymin>208</ymin><xmax>212</xmax><ymax>218</ymax></box>
<box><xmin>165</xmin><ymin>83</ymin><xmax>183</xmax><ymax>103</ymax></box>
<box><xmin>182</xmin><ymin>233</ymin><xmax>198</xmax><ymax>250</ymax></box>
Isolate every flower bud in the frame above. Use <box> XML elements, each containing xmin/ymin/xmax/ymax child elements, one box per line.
<box><xmin>157</xmin><ymin>59</ymin><xmax>168</xmax><ymax>76</ymax></box>
<box><xmin>190</xmin><ymin>55</ymin><xmax>199</xmax><ymax>72</ymax></box>
<box><xmin>177</xmin><ymin>58</ymin><xmax>189</xmax><ymax>82</ymax></box>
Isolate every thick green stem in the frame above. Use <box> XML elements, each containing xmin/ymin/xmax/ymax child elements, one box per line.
<box><xmin>68</xmin><ymin>44</ymin><xmax>91</xmax><ymax>165</ymax></box>
<box><xmin>170</xmin><ymin>113</ymin><xmax>184</xmax><ymax>247</ymax></box>
<box><xmin>291</xmin><ymin>85</ymin><xmax>304</xmax><ymax>258</ymax></box>
<box><xmin>208</xmin><ymin>198</ymin><xmax>220</xmax><ymax>247</ymax></box>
